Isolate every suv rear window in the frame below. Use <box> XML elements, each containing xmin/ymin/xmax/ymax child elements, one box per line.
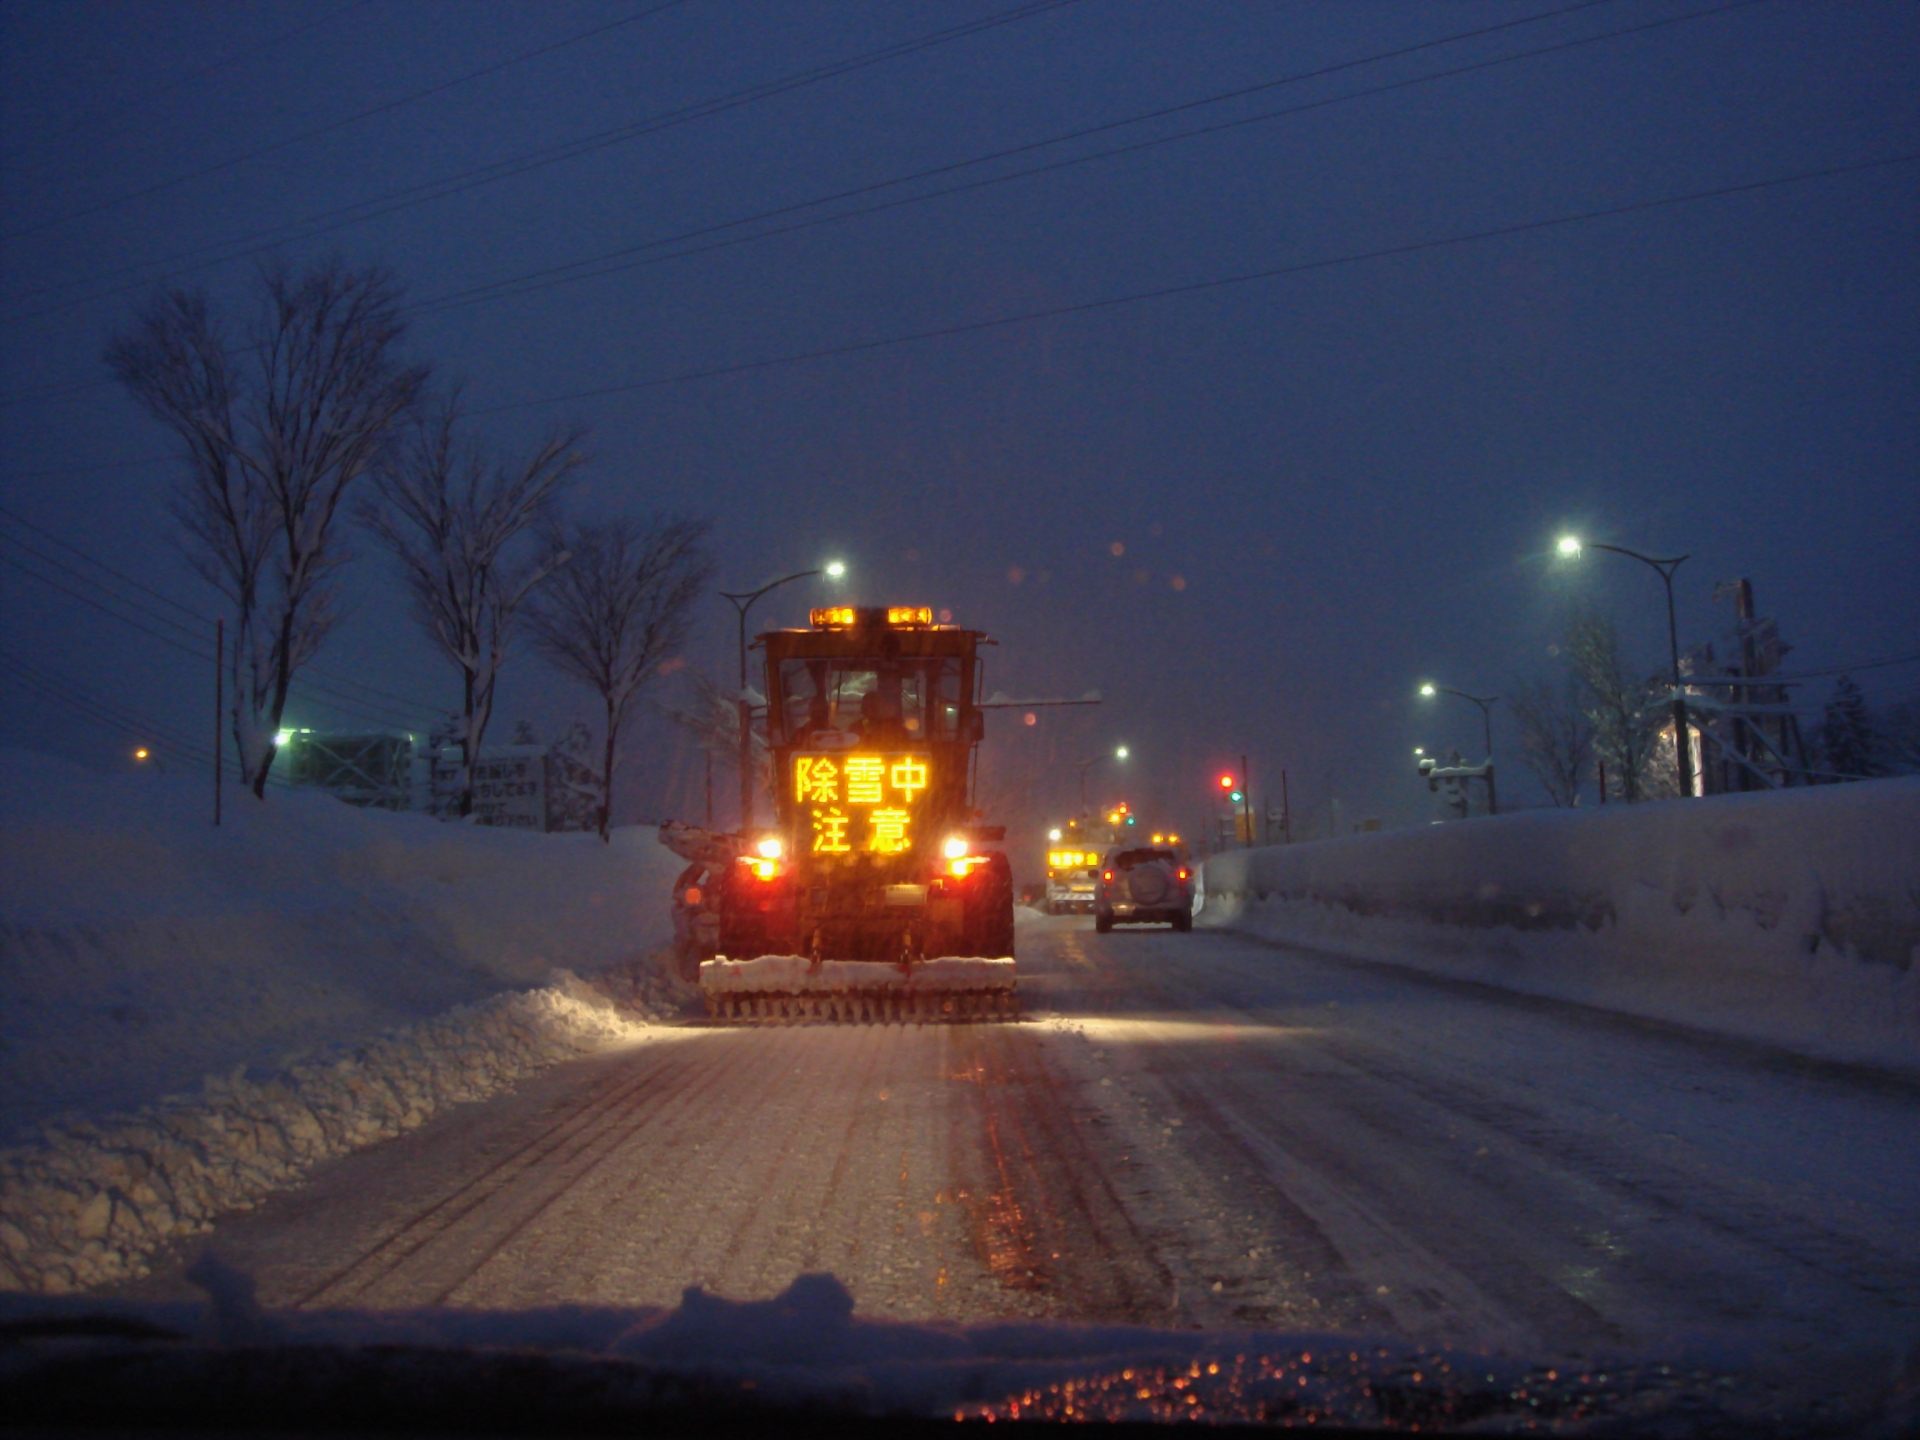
<box><xmin>1112</xmin><ymin>848</ymin><xmax>1176</xmax><ymax>869</ymax></box>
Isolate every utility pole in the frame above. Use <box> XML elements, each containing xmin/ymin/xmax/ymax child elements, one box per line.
<box><xmin>1418</xmin><ymin>684</ymin><xmax>1498</xmax><ymax>815</ymax></box>
<box><xmin>1733</xmin><ymin>577</ymin><xmax>1757</xmax><ymax>791</ymax></box>
<box><xmin>212</xmin><ymin>618</ymin><xmax>223</xmax><ymax>827</ymax></box>
<box><xmin>1240</xmin><ymin>752</ymin><xmax>1251</xmax><ymax>847</ymax></box>
<box><xmin>1281</xmin><ymin>768</ymin><xmax>1291</xmax><ymax>843</ymax></box>
<box><xmin>1559</xmin><ymin>538</ymin><xmax>1692</xmax><ymax>798</ymax></box>
<box><xmin>719</xmin><ymin>568</ymin><xmax>830</xmax><ymax>831</ymax></box>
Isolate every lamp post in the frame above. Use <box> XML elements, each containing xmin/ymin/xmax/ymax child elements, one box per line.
<box><xmin>1418</xmin><ymin>683</ymin><xmax>1499</xmax><ymax>815</ymax></box>
<box><xmin>1557</xmin><ymin>536</ymin><xmax>1692</xmax><ymax>798</ymax></box>
<box><xmin>1073</xmin><ymin>745</ymin><xmax>1128</xmax><ymax>813</ymax></box>
<box><xmin>719</xmin><ymin>561</ymin><xmax>845</xmax><ymax>830</ymax></box>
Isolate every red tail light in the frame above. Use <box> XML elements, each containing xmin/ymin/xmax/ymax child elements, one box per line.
<box><xmin>1177</xmin><ymin>868</ymin><xmax>1189</xmax><ymax>881</ymax></box>
<box><xmin>1102</xmin><ymin>870</ymin><xmax>1113</xmax><ymax>882</ymax></box>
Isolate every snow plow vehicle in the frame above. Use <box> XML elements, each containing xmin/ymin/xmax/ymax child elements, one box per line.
<box><xmin>661</xmin><ymin>606</ymin><xmax>1017</xmax><ymax>1023</ymax></box>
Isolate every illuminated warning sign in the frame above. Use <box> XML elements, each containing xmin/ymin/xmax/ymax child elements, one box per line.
<box><xmin>793</xmin><ymin>752</ymin><xmax>932</xmax><ymax>855</ymax></box>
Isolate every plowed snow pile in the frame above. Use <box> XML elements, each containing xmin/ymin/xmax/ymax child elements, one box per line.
<box><xmin>0</xmin><ymin>750</ymin><xmax>684</xmax><ymax>1292</ymax></box>
<box><xmin>1199</xmin><ymin>778</ymin><xmax>1920</xmax><ymax>1072</ymax></box>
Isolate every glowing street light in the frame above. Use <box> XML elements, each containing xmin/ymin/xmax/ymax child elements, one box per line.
<box><xmin>1556</xmin><ymin>533</ymin><xmax>1693</xmax><ymax>797</ymax></box>
<box><xmin>1417</xmin><ymin>683</ymin><xmax>1499</xmax><ymax>815</ymax></box>
<box><xmin>720</xmin><ymin>560</ymin><xmax>850</xmax><ymax>827</ymax></box>
<box><xmin>133</xmin><ymin>747</ymin><xmax>150</xmax><ymax>762</ymax></box>
<box><xmin>1073</xmin><ymin>747</ymin><xmax>1126</xmax><ymax>811</ymax></box>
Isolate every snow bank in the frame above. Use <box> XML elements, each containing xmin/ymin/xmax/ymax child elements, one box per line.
<box><xmin>1199</xmin><ymin>779</ymin><xmax>1920</xmax><ymax>1073</ymax></box>
<box><xmin>0</xmin><ymin>750</ymin><xmax>682</xmax><ymax>1138</ymax></box>
<box><xmin>0</xmin><ymin>974</ymin><xmax>651</xmax><ymax>1294</ymax></box>
<box><xmin>0</xmin><ymin>750</ymin><xmax>687</xmax><ymax>1292</ymax></box>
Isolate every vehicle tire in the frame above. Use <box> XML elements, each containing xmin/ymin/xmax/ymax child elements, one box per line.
<box><xmin>969</xmin><ymin>852</ymin><xmax>1016</xmax><ymax>958</ymax></box>
<box><xmin>1172</xmin><ymin>908</ymin><xmax>1192</xmax><ymax>933</ymax></box>
<box><xmin>1094</xmin><ymin>907</ymin><xmax>1113</xmax><ymax>934</ymax></box>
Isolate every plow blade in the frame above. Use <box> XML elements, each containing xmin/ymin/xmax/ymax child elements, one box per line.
<box><xmin>699</xmin><ymin>956</ymin><xmax>1018</xmax><ymax>1024</ymax></box>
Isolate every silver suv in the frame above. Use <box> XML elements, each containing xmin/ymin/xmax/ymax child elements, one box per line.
<box><xmin>1094</xmin><ymin>846</ymin><xmax>1193</xmax><ymax>933</ymax></box>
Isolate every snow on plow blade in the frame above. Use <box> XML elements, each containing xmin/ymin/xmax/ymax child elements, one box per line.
<box><xmin>699</xmin><ymin>956</ymin><xmax>1018</xmax><ymax>1024</ymax></box>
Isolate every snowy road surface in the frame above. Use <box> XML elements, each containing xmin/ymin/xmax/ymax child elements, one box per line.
<box><xmin>120</xmin><ymin>912</ymin><xmax>1920</xmax><ymax>1366</ymax></box>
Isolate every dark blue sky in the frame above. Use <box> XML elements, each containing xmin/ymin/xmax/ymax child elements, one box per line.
<box><xmin>2</xmin><ymin>0</ymin><xmax>1915</xmax><ymax>844</ymax></box>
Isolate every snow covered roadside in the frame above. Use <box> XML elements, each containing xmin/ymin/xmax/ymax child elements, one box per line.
<box><xmin>1198</xmin><ymin>779</ymin><xmax>1920</xmax><ymax>1073</ymax></box>
<box><xmin>0</xmin><ymin>750</ymin><xmax>687</xmax><ymax>1292</ymax></box>
<box><xmin>0</xmin><ymin>974</ymin><xmax>653</xmax><ymax>1293</ymax></box>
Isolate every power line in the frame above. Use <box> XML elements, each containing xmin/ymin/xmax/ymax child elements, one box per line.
<box><xmin>3</xmin><ymin>0</ymin><xmax>373</xmax><ymax>157</ymax></box>
<box><xmin>0</xmin><ymin>0</ymin><xmax>1082</xmax><ymax>322</ymax></box>
<box><xmin>0</xmin><ymin>505</ymin><xmax>450</xmax><ymax>717</ymax></box>
<box><xmin>9</xmin><ymin>146</ymin><xmax>1912</xmax><ymax>479</ymax></box>
<box><xmin>473</xmin><ymin>150</ymin><xmax>1920</xmax><ymax>416</ymax></box>
<box><xmin>0</xmin><ymin>501</ymin><xmax>208</xmax><ymax>623</ymax></box>
<box><xmin>0</xmin><ymin>546</ymin><xmax>439</xmax><ymax>730</ymax></box>
<box><xmin>411</xmin><ymin>0</ymin><xmax>1756</xmax><ymax>323</ymax></box>
<box><xmin>1769</xmin><ymin>650</ymin><xmax>1920</xmax><ymax>682</ymax></box>
<box><xmin>0</xmin><ymin>0</ymin><xmax>1752</xmax><ymax>411</ymax></box>
<box><xmin>0</xmin><ymin>650</ymin><xmax>298</xmax><ymax>789</ymax></box>
<box><xmin>0</xmin><ymin>650</ymin><xmax>216</xmax><ymax>772</ymax></box>
<box><xmin>0</xmin><ymin>1</ymin><xmax>694</xmax><ymax>245</ymax></box>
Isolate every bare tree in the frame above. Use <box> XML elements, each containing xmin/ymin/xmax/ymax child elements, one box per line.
<box><xmin>653</xmin><ymin>665</ymin><xmax>769</xmax><ymax>811</ymax></box>
<box><xmin>1510</xmin><ymin>671</ymin><xmax>1595</xmax><ymax>807</ymax></box>
<box><xmin>106</xmin><ymin>259</ymin><xmax>427</xmax><ymax>797</ymax></box>
<box><xmin>362</xmin><ymin>391</ymin><xmax>587</xmax><ymax>817</ymax></box>
<box><xmin>1563</xmin><ymin>609</ymin><xmax>1661</xmax><ymax>803</ymax></box>
<box><xmin>527</xmin><ymin>515</ymin><xmax>712</xmax><ymax>840</ymax></box>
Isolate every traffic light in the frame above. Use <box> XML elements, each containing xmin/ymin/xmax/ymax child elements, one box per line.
<box><xmin>1217</xmin><ymin>773</ymin><xmax>1235</xmax><ymax>791</ymax></box>
<box><xmin>1229</xmin><ymin>789</ymin><xmax>1244</xmax><ymax>804</ymax></box>
<box><xmin>1124</xmin><ymin>814</ymin><xmax>1136</xmax><ymax>826</ymax></box>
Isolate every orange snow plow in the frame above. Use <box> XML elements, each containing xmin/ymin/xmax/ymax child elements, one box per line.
<box><xmin>661</xmin><ymin>606</ymin><xmax>1022</xmax><ymax>1023</ymax></box>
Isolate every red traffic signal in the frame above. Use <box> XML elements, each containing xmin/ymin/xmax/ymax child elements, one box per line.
<box><xmin>1217</xmin><ymin>773</ymin><xmax>1236</xmax><ymax>790</ymax></box>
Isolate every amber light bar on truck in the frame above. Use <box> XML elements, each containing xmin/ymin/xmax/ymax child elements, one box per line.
<box><xmin>809</xmin><ymin>605</ymin><xmax>936</xmax><ymax>629</ymax></box>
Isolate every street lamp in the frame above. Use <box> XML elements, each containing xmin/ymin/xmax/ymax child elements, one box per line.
<box><xmin>1557</xmin><ymin>535</ymin><xmax>1693</xmax><ymax>798</ymax></box>
<box><xmin>719</xmin><ymin>561</ymin><xmax>846</xmax><ymax>829</ymax></box>
<box><xmin>1417</xmin><ymin>683</ymin><xmax>1498</xmax><ymax>815</ymax></box>
<box><xmin>1073</xmin><ymin>745</ymin><xmax>1128</xmax><ymax>812</ymax></box>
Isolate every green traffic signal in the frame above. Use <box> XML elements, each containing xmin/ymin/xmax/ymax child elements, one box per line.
<box><xmin>1229</xmin><ymin>789</ymin><xmax>1244</xmax><ymax>804</ymax></box>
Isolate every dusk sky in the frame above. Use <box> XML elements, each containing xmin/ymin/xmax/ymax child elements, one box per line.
<box><xmin>2</xmin><ymin>0</ymin><xmax>1915</xmax><ymax>849</ymax></box>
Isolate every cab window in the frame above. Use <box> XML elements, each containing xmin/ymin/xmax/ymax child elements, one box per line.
<box><xmin>777</xmin><ymin>658</ymin><xmax>964</xmax><ymax>745</ymax></box>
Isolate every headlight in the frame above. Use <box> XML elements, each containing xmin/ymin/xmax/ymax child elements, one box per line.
<box><xmin>942</xmin><ymin>837</ymin><xmax>969</xmax><ymax>860</ymax></box>
<box><xmin>756</xmin><ymin>836</ymin><xmax>783</xmax><ymax>860</ymax></box>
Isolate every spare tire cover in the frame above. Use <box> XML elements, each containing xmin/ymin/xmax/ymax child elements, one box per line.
<box><xmin>1127</xmin><ymin>866</ymin><xmax>1169</xmax><ymax>904</ymax></box>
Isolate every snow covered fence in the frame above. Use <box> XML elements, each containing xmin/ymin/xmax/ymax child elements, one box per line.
<box><xmin>0</xmin><ymin>972</ymin><xmax>657</xmax><ymax>1294</ymax></box>
<box><xmin>1199</xmin><ymin>778</ymin><xmax>1920</xmax><ymax>1072</ymax></box>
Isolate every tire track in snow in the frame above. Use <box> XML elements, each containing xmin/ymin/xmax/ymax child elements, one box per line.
<box><xmin>296</xmin><ymin>1032</ymin><xmax>744</xmax><ymax>1307</ymax></box>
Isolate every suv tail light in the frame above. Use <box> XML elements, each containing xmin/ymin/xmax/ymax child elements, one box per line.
<box><xmin>1177</xmin><ymin>868</ymin><xmax>1189</xmax><ymax>881</ymax></box>
<box><xmin>1102</xmin><ymin>870</ymin><xmax>1113</xmax><ymax>882</ymax></box>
